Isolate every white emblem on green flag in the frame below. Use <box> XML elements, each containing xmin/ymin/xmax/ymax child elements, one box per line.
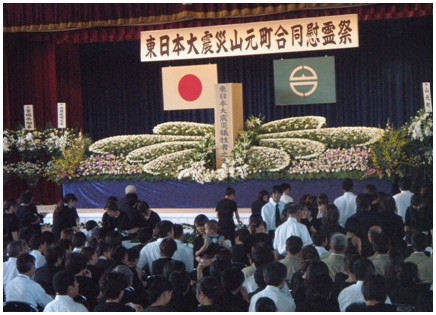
<box><xmin>274</xmin><ymin>57</ymin><xmax>336</xmax><ymax>105</ymax></box>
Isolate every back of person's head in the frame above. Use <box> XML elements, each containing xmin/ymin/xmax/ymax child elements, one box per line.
<box><xmin>18</xmin><ymin>227</ymin><xmax>33</xmax><ymax>244</ymax></box>
<box><xmin>111</xmin><ymin>245</ymin><xmax>127</xmax><ymax>264</ymax></box>
<box><xmin>65</xmin><ymin>252</ymin><xmax>88</xmax><ymax>274</ymax></box>
<box><xmin>126</xmin><ymin>247</ymin><xmax>140</xmax><ymax>263</ymax></box>
<box><xmin>71</xmin><ymin>232</ymin><xmax>87</xmax><ymax>248</ymax></box>
<box><xmin>162</xmin><ymin>259</ymin><xmax>186</xmax><ymax>278</ymax></box>
<box><xmin>306</xmin><ymin>260</ymin><xmax>329</xmax><ymax>281</ymax></box>
<box><xmin>58</xmin><ymin>238</ymin><xmax>72</xmax><ymax>253</ymax></box>
<box><xmin>105</xmin><ymin>230</ymin><xmax>123</xmax><ymax>248</ymax></box>
<box><xmin>104</xmin><ymin>199</ymin><xmax>119</xmax><ymax>212</ymax></box>
<box><xmin>410</xmin><ymin>193</ymin><xmax>422</xmax><ymax>206</ymax></box>
<box><xmin>155</xmin><ymin>220</ymin><xmax>174</xmax><ymax>238</ymax></box>
<box><xmin>368</xmin><ymin>225</ymin><xmax>383</xmax><ymax>242</ymax></box>
<box><xmin>363</xmin><ymin>184</ymin><xmax>378</xmax><ymax>199</ymax></box>
<box><xmin>330</xmin><ymin>233</ymin><xmax>348</xmax><ymax>253</ymax></box>
<box><xmin>301</xmin><ymin>245</ymin><xmax>321</xmax><ymax>272</ymax></box>
<box><xmin>221</xmin><ymin>267</ymin><xmax>244</xmax><ymax>291</ymax></box>
<box><xmin>194</xmin><ymin>214</ymin><xmax>209</xmax><ymax>227</ymax></box>
<box><xmin>257</xmin><ymin>190</ymin><xmax>269</xmax><ymax>201</ymax></box>
<box><xmin>159</xmin><ymin>238</ymin><xmax>177</xmax><ymax>257</ymax></box>
<box><xmin>135</xmin><ymin>201</ymin><xmax>150</xmax><ymax>214</ymax></box>
<box><xmin>225</xmin><ymin>187</ymin><xmax>235</xmax><ymax>196</ymax></box>
<box><xmin>285</xmin><ymin>203</ymin><xmax>302</xmax><ymax>216</ymax></box>
<box><xmin>356</xmin><ymin>193</ymin><xmax>372</xmax><ymax>212</ymax></box>
<box><xmin>253</xmin><ymin>267</ymin><xmax>266</xmax><ymax>289</ymax></box>
<box><xmin>411</xmin><ymin>232</ymin><xmax>429</xmax><ymax>252</ymax></box>
<box><xmin>372</xmin><ymin>234</ymin><xmax>390</xmax><ymax>254</ymax></box>
<box><xmin>113</xmin><ymin>265</ymin><xmax>133</xmax><ymax>286</ymax></box>
<box><xmin>378</xmin><ymin>194</ymin><xmax>397</xmax><ymax>213</ymax></box>
<box><xmin>263</xmin><ymin>261</ymin><xmax>287</xmax><ymax>286</ymax></box>
<box><xmin>395</xmin><ymin>262</ymin><xmax>419</xmax><ymax>286</ymax></box>
<box><xmin>280</xmin><ymin>183</ymin><xmax>291</xmax><ymax>192</ymax></box>
<box><xmin>7</xmin><ymin>240</ymin><xmax>26</xmax><ymax>257</ymax></box>
<box><xmin>16</xmin><ymin>253</ymin><xmax>35</xmax><ymax>273</ymax></box>
<box><xmin>210</xmin><ymin>259</ymin><xmax>231</xmax><ymax>280</ymax></box>
<box><xmin>249</xmin><ymin>214</ymin><xmax>263</xmax><ymax>231</ymax></box>
<box><xmin>172</xmin><ymin>224</ymin><xmax>184</xmax><ymax>239</ymax></box>
<box><xmin>136</xmin><ymin>226</ymin><xmax>153</xmax><ymax>243</ymax></box>
<box><xmin>251</xmin><ymin>242</ymin><xmax>274</xmax><ymax>268</ymax></box>
<box><xmin>344</xmin><ymin>254</ymin><xmax>361</xmax><ymax>274</ymax></box>
<box><xmin>353</xmin><ymin>258</ymin><xmax>375</xmax><ymax>281</ymax></box>
<box><xmin>41</xmin><ymin>231</ymin><xmax>55</xmax><ymax>247</ymax></box>
<box><xmin>362</xmin><ymin>274</ymin><xmax>388</xmax><ymax>303</ymax></box>
<box><xmin>323</xmin><ymin>204</ymin><xmax>340</xmax><ymax>225</ymax></box>
<box><xmin>85</xmin><ymin>220</ymin><xmax>98</xmax><ymax>231</ymax></box>
<box><xmin>196</xmin><ymin>276</ymin><xmax>221</xmax><ymax>303</ymax></box>
<box><xmin>125</xmin><ymin>184</ymin><xmax>137</xmax><ymax>195</ymax></box>
<box><xmin>286</xmin><ymin>236</ymin><xmax>303</xmax><ymax>255</ymax></box>
<box><xmin>306</xmin><ymin>273</ymin><xmax>333</xmax><ymax>300</ymax></box>
<box><xmin>168</xmin><ymin>270</ymin><xmax>191</xmax><ymax>292</ymax></box>
<box><xmin>312</xmin><ymin>232</ymin><xmax>327</xmax><ymax>247</ymax></box>
<box><xmin>317</xmin><ymin>193</ymin><xmax>329</xmax><ymax>206</ymax></box>
<box><xmin>19</xmin><ymin>191</ymin><xmax>33</xmax><ymax>204</ymax></box>
<box><xmin>398</xmin><ymin>177</ymin><xmax>412</xmax><ymax>191</ymax></box>
<box><xmin>60</xmin><ymin>227</ymin><xmax>75</xmax><ymax>241</ymax></box>
<box><xmin>97</xmin><ymin>241</ymin><xmax>111</xmax><ymax>256</ymax></box>
<box><xmin>235</xmin><ymin>228</ymin><xmax>250</xmax><ymax>243</ymax></box>
<box><xmin>255</xmin><ymin>297</ymin><xmax>277</xmax><ymax>312</ymax></box>
<box><xmin>342</xmin><ymin>178</ymin><xmax>354</xmax><ymax>191</ymax></box>
<box><xmin>53</xmin><ymin>270</ymin><xmax>76</xmax><ymax>295</ymax></box>
<box><xmin>271</xmin><ymin>185</ymin><xmax>283</xmax><ymax>195</ymax></box>
<box><xmin>99</xmin><ymin>271</ymin><xmax>129</xmax><ymax>300</ymax></box>
<box><xmin>46</xmin><ymin>244</ymin><xmax>66</xmax><ymax>266</ymax></box>
<box><xmin>80</xmin><ymin>246</ymin><xmax>97</xmax><ymax>262</ymax></box>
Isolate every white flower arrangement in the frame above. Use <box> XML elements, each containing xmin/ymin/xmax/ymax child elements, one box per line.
<box><xmin>153</xmin><ymin>121</ymin><xmax>214</xmax><ymax>136</ymax></box>
<box><xmin>246</xmin><ymin>146</ymin><xmax>290</xmax><ymax>172</ymax></box>
<box><xmin>3</xmin><ymin>130</ymin><xmax>15</xmax><ymax>154</ymax></box>
<box><xmin>89</xmin><ymin>134</ymin><xmax>203</xmax><ymax>155</ymax></box>
<box><xmin>408</xmin><ymin>109</ymin><xmax>432</xmax><ymax>141</ymax></box>
<box><xmin>75</xmin><ymin>154</ymin><xmax>144</xmax><ymax>178</ymax></box>
<box><xmin>259</xmin><ymin>116</ymin><xmax>326</xmax><ymax>134</ymax></box>
<box><xmin>288</xmin><ymin>147</ymin><xmax>370</xmax><ymax>176</ymax></box>
<box><xmin>258</xmin><ymin>126</ymin><xmax>384</xmax><ymax>148</ymax></box>
<box><xmin>43</xmin><ymin>128</ymin><xmax>77</xmax><ymax>155</ymax></box>
<box><xmin>4</xmin><ymin>161</ymin><xmax>46</xmax><ymax>180</ymax></box>
<box><xmin>259</xmin><ymin>138</ymin><xmax>326</xmax><ymax>160</ymax></box>
<box><xmin>127</xmin><ymin>141</ymin><xmax>200</xmax><ymax>164</ymax></box>
<box><xmin>143</xmin><ymin>149</ymin><xmax>195</xmax><ymax>176</ymax></box>
<box><xmin>178</xmin><ymin>160</ymin><xmax>217</xmax><ymax>183</ymax></box>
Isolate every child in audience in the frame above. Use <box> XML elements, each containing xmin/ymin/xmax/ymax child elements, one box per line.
<box><xmin>195</xmin><ymin>220</ymin><xmax>231</xmax><ymax>260</ymax></box>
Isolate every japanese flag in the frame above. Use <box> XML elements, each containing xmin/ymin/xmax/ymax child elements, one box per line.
<box><xmin>161</xmin><ymin>64</ymin><xmax>218</xmax><ymax>110</ymax></box>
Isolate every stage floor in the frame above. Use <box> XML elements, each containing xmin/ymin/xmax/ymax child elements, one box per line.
<box><xmin>39</xmin><ymin>205</ymin><xmax>252</xmax><ymax>226</ymax></box>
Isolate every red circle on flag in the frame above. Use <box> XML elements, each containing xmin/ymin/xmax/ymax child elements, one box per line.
<box><xmin>178</xmin><ymin>74</ymin><xmax>202</xmax><ymax>102</ymax></box>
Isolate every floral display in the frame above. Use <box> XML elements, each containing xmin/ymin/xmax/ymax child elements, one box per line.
<box><xmin>4</xmin><ymin>110</ymin><xmax>431</xmax><ymax>185</ymax></box>
<box><xmin>153</xmin><ymin>121</ymin><xmax>214</xmax><ymax>136</ymax></box>
<box><xmin>127</xmin><ymin>141</ymin><xmax>199</xmax><ymax>164</ymax></box>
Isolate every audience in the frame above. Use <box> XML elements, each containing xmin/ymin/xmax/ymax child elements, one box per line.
<box><xmin>2</xmin><ymin>182</ymin><xmax>433</xmax><ymax>313</ymax></box>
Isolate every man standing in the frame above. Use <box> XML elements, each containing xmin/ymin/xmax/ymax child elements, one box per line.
<box><xmin>334</xmin><ymin>178</ymin><xmax>357</xmax><ymax>227</ymax></box>
<box><xmin>280</xmin><ymin>183</ymin><xmax>294</xmax><ymax>204</ymax></box>
<box><xmin>261</xmin><ymin>185</ymin><xmax>286</xmax><ymax>238</ymax></box>
<box><xmin>273</xmin><ymin>204</ymin><xmax>312</xmax><ymax>260</ymax></box>
<box><xmin>393</xmin><ymin>177</ymin><xmax>414</xmax><ymax>223</ymax></box>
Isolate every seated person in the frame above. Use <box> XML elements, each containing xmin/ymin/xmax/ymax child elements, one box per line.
<box><xmin>151</xmin><ymin>238</ymin><xmax>181</xmax><ymax>276</ymax></box>
<box><xmin>143</xmin><ymin>276</ymin><xmax>174</xmax><ymax>312</ymax></box>
<box><xmin>346</xmin><ymin>274</ymin><xmax>397</xmax><ymax>312</ymax></box>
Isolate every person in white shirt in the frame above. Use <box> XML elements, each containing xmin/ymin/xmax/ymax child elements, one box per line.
<box><xmin>29</xmin><ymin>234</ymin><xmax>48</xmax><ymax>269</ymax></box>
<box><xmin>337</xmin><ymin>257</ymin><xmax>391</xmax><ymax>311</ymax></box>
<box><xmin>249</xmin><ymin>261</ymin><xmax>296</xmax><ymax>312</ymax></box>
<box><xmin>261</xmin><ymin>185</ymin><xmax>286</xmax><ymax>237</ymax></box>
<box><xmin>393</xmin><ymin>177</ymin><xmax>414</xmax><ymax>223</ymax></box>
<box><xmin>172</xmin><ymin>224</ymin><xmax>194</xmax><ymax>272</ymax></box>
<box><xmin>273</xmin><ymin>204</ymin><xmax>312</xmax><ymax>260</ymax></box>
<box><xmin>334</xmin><ymin>178</ymin><xmax>357</xmax><ymax>227</ymax></box>
<box><xmin>44</xmin><ymin>270</ymin><xmax>88</xmax><ymax>312</ymax></box>
<box><xmin>3</xmin><ymin>240</ymin><xmax>27</xmax><ymax>289</ymax></box>
<box><xmin>280</xmin><ymin>183</ymin><xmax>294</xmax><ymax>204</ymax></box>
<box><xmin>137</xmin><ymin>220</ymin><xmax>174</xmax><ymax>273</ymax></box>
<box><xmin>5</xmin><ymin>253</ymin><xmax>53</xmax><ymax>310</ymax></box>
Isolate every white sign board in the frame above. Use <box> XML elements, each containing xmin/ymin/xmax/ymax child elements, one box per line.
<box><xmin>57</xmin><ymin>102</ymin><xmax>67</xmax><ymax>128</ymax></box>
<box><xmin>24</xmin><ymin>104</ymin><xmax>35</xmax><ymax>130</ymax></box>
<box><xmin>141</xmin><ymin>14</ymin><xmax>359</xmax><ymax>62</ymax></box>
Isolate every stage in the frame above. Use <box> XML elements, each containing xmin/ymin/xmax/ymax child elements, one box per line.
<box><xmin>62</xmin><ymin>179</ymin><xmax>394</xmax><ymax>209</ymax></box>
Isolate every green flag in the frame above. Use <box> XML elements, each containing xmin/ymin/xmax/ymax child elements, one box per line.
<box><xmin>274</xmin><ymin>57</ymin><xmax>336</xmax><ymax>105</ymax></box>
